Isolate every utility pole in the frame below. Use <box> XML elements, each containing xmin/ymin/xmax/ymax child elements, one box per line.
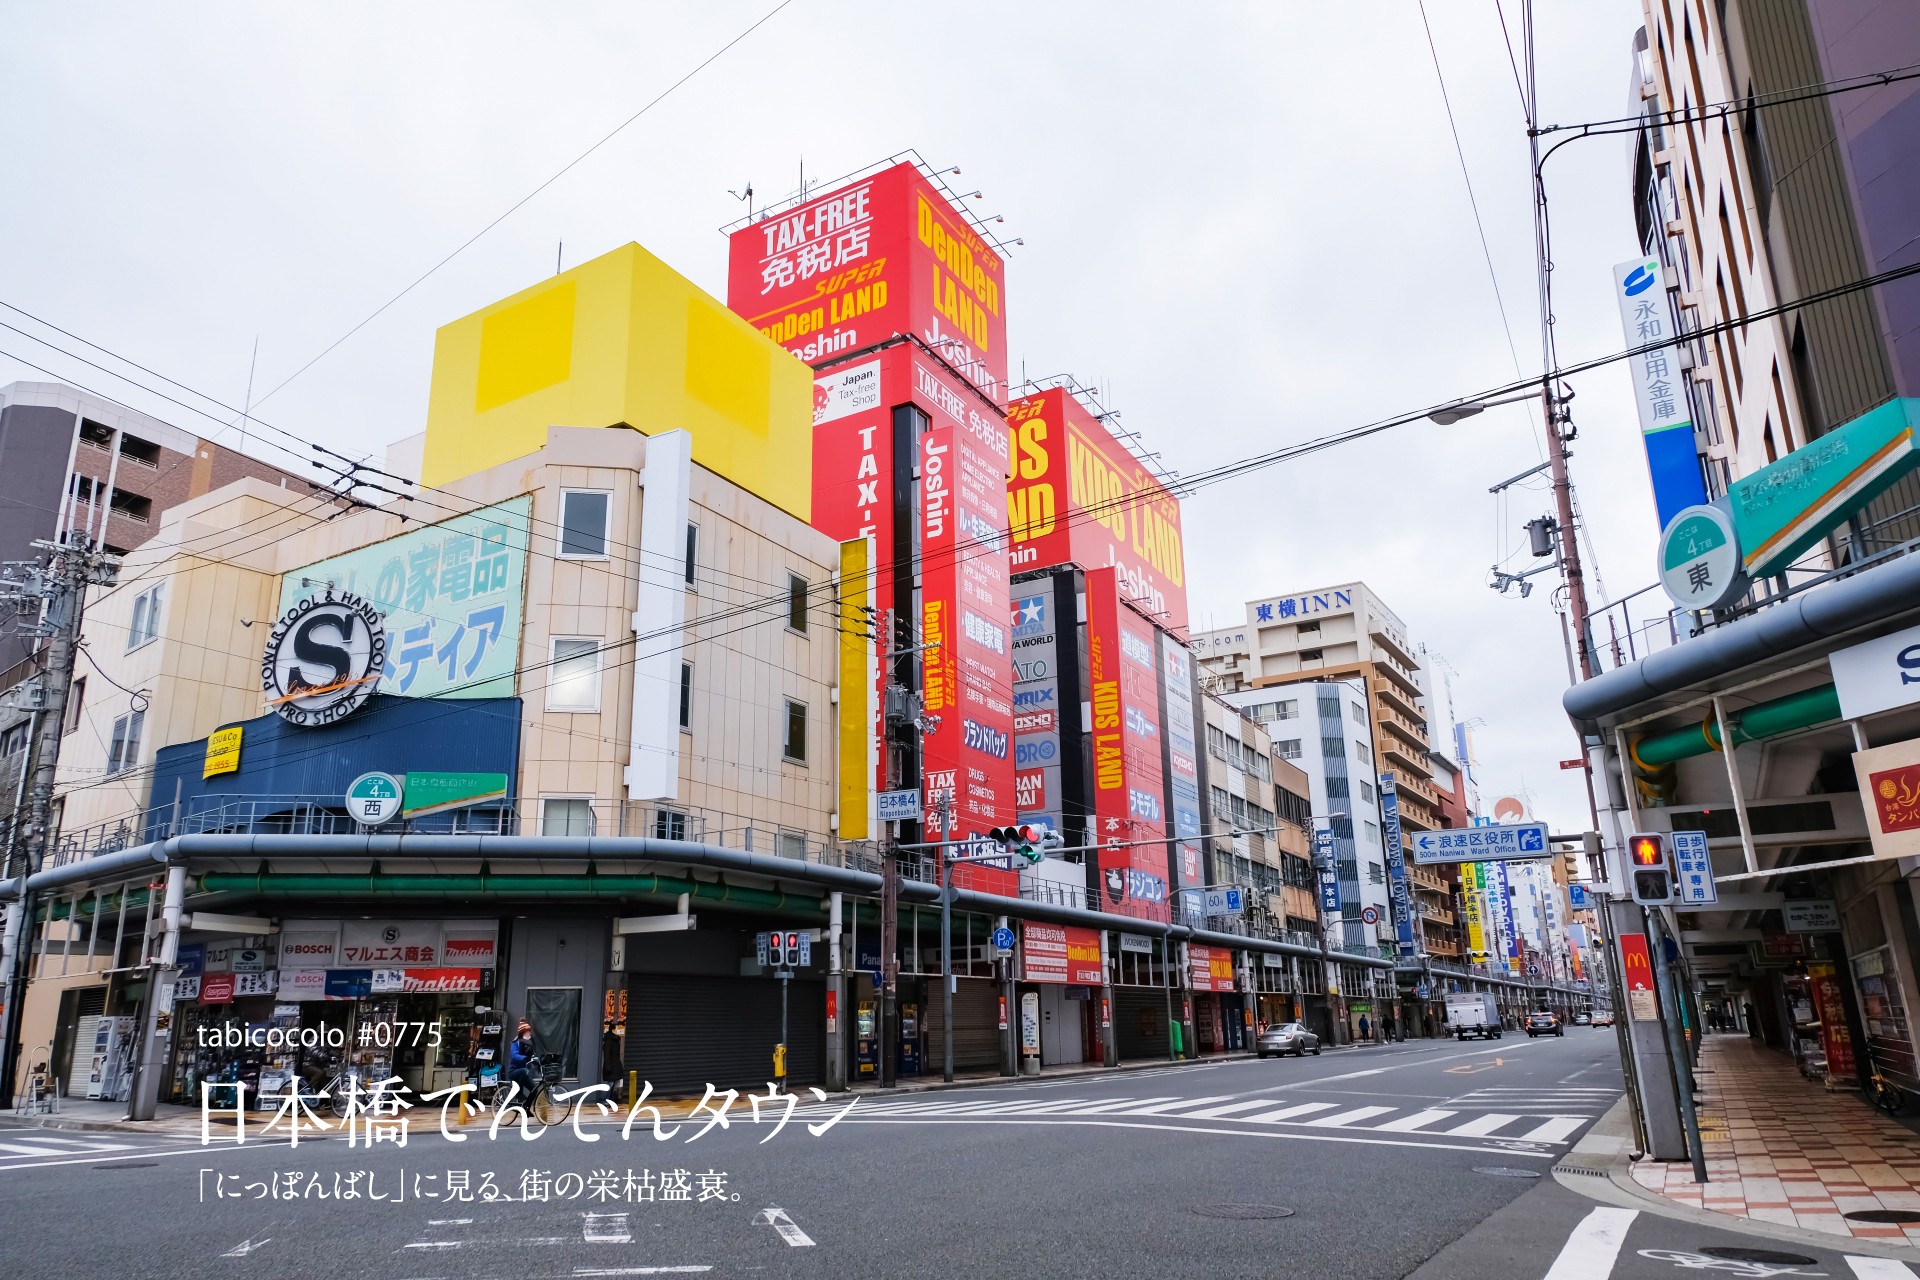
<box><xmin>0</xmin><ymin>538</ymin><xmax>118</xmax><ymax>1101</ymax></box>
<box><xmin>878</xmin><ymin>609</ymin><xmax>900</xmax><ymax>1091</ymax></box>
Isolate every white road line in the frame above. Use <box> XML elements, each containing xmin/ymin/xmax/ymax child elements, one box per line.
<box><xmin>0</xmin><ymin>1139</ymin><xmax>124</xmax><ymax>1157</ymax></box>
<box><xmin>1374</xmin><ymin>1110</ymin><xmax>1458</xmax><ymax>1132</ymax></box>
<box><xmin>1445</xmin><ymin>1113</ymin><xmax>1522</xmax><ymax>1137</ymax></box>
<box><xmin>844</xmin><ymin>1114</ymin><xmax>1561</xmax><ymax>1156</ymax></box>
<box><xmin>1111</xmin><ymin>1095</ymin><xmax>1235</xmax><ymax>1115</ymax></box>
<box><xmin>10</xmin><ymin>1134</ymin><xmax>115</xmax><ymax>1147</ymax></box>
<box><xmin>220</xmin><ymin>1237</ymin><xmax>272</xmax><ymax>1258</ymax></box>
<box><xmin>426</xmin><ymin>1218</ymin><xmax>473</xmax><ymax>1226</ymax></box>
<box><xmin>755</xmin><ymin>1206</ymin><xmax>814</xmax><ymax>1247</ymax></box>
<box><xmin>1846</xmin><ymin>1257</ymin><xmax>1918</xmax><ymax>1278</ymax></box>
<box><xmin>582</xmin><ymin>1212</ymin><xmax>633</xmax><ymax>1244</ymax></box>
<box><xmin>1178</xmin><ymin>1099</ymin><xmax>1293</xmax><ymax>1120</ymax></box>
<box><xmin>1305</xmin><ymin>1106</ymin><xmax>1396</xmax><ymax>1128</ymax></box>
<box><xmin>1052</xmin><ymin>1097</ymin><xmax>1179</xmax><ymax>1115</ymax></box>
<box><xmin>405</xmin><ymin>1242</ymin><xmax>464</xmax><ymax>1250</ymax></box>
<box><xmin>1514</xmin><ymin>1116</ymin><xmax>1590</xmax><ymax>1144</ymax></box>
<box><xmin>1243</xmin><ymin>1102</ymin><xmax>1341</xmax><ymax>1123</ymax></box>
<box><xmin>1544</xmin><ymin>1207</ymin><xmax>1637</xmax><ymax>1280</ymax></box>
<box><xmin>573</xmin><ymin>1268</ymin><xmax>713</xmax><ymax>1277</ymax></box>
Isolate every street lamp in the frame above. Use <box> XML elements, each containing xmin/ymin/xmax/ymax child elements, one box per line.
<box><xmin>1425</xmin><ymin>389</ymin><xmax>1541</xmax><ymax>426</ymax></box>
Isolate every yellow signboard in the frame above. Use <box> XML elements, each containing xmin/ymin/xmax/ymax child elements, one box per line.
<box><xmin>421</xmin><ymin>242</ymin><xmax>812</xmax><ymax>521</ymax></box>
<box><xmin>836</xmin><ymin>537</ymin><xmax>875</xmax><ymax>841</ymax></box>
<box><xmin>203</xmin><ymin>725</ymin><xmax>243</xmax><ymax>779</ymax></box>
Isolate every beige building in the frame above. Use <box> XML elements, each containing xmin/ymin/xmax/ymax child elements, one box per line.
<box><xmin>50</xmin><ymin>425</ymin><xmax>843</xmax><ymax>856</ymax></box>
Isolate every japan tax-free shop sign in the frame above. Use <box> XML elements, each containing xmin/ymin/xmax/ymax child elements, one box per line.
<box><xmin>277</xmin><ymin>496</ymin><xmax>532</xmax><ymax>700</ymax></box>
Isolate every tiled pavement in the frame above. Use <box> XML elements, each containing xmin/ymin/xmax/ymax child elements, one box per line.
<box><xmin>1630</xmin><ymin>1033</ymin><xmax>1920</xmax><ymax>1245</ymax></box>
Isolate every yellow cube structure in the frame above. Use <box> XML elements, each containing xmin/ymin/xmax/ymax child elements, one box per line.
<box><xmin>422</xmin><ymin>242</ymin><xmax>812</xmax><ymax>521</ymax></box>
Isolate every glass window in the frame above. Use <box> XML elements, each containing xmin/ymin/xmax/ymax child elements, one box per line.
<box><xmin>65</xmin><ymin>677</ymin><xmax>85</xmax><ymax>734</ymax></box>
<box><xmin>548</xmin><ymin>637</ymin><xmax>601</xmax><ymax>711</ymax></box>
<box><xmin>1364</xmin><ymin>820</ymin><xmax>1379</xmax><ymax>848</ymax></box>
<box><xmin>1368</xmin><ymin>862</ymin><xmax>1385</xmax><ymax>884</ymax></box>
<box><xmin>1359</xmin><ymin>780</ymin><xmax>1375</xmax><ymax>804</ymax></box>
<box><xmin>654</xmin><ymin>808</ymin><xmax>687</xmax><ymax>841</ymax></box>
<box><xmin>106</xmin><ymin>709</ymin><xmax>144</xmax><ymax>776</ymax></box>
<box><xmin>558</xmin><ymin>490</ymin><xmax>610</xmax><ymax>558</ymax></box>
<box><xmin>787</xmin><ymin>573</ymin><xmax>809</xmax><ymax>634</ymax></box>
<box><xmin>684</xmin><ymin>523</ymin><xmax>698</xmax><ymax>587</ymax></box>
<box><xmin>1275</xmin><ymin>739</ymin><xmax>1302</xmax><ymax>760</ymax></box>
<box><xmin>541</xmin><ymin>797</ymin><xmax>595</xmax><ymax>836</ymax></box>
<box><xmin>775</xmin><ymin>830</ymin><xmax>807</xmax><ymax>861</ymax></box>
<box><xmin>783</xmin><ymin>699</ymin><xmax>808</xmax><ymax>765</ymax></box>
<box><xmin>127</xmin><ymin>584</ymin><xmax>164</xmax><ymax>649</ymax></box>
<box><xmin>678</xmin><ymin>662</ymin><xmax>693</xmax><ymax>730</ymax></box>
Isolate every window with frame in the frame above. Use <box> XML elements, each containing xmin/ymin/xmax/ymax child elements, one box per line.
<box><xmin>1364</xmin><ymin>820</ymin><xmax>1379</xmax><ymax>848</ymax></box>
<box><xmin>678</xmin><ymin>661</ymin><xmax>693</xmax><ymax>730</ymax></box>
<box><xmin>782</xmin><ymin>699</ymin><xmax>808</xmax><ymax>765</ymax></box>
<box><xmin>654</xmin><ymin>808</ymin><xmax>688</xmax><ymax>841</ymax></box>
<box><xmin>1367</xmin><ymin>861</ymin><xmax>1385</xmax><ymax>885</ymax></box>
<box><xmin>548</xmin><ymin>637</ymin><xmax>602</xmax><ymax>711</ymax></box>
<box><xmin>106</xmin><ymin>709</ymin><xmax>143</xmax><ymax>777</ymax></box>
<box><xmin>127</xmin><ymin>583</ymin><xmax>164</xmax><ymax>649</ymax></box>
<box><xmin>0</xmin><ymin>723</ymin><xmax>25</xmax><ymax>756</ymax></box>
<box><xmin>684</xmin><ymin>523</ymin><xmax>699</xmax><ymax>587</ymax></box>
<box><xmin>1359</xmin><ymin>780</ymin><xmax>1375</xmax><ymax>805</ymax></box>
<box><xmin>65</xmin><ymin>677</ymin><xmax>86</xmax><ymax>734</ymax></box>
<box><xmin>775</xmin><ymin>830</ymin><xmax>807</xmax><ymax>861</ymax></box>
<box><xmin>558</xmin><ymin>490</ymin><xmax>610</xmax><ymax>558</ymax></box>
<box><xmin>1299</xmin><ymin>649</ymin><xmax>1323</xmax><ymax>664</ymax></box>
<box><xmin>1274</xmin><ymin>738</ymin><xmax>1302</xmax><ymax>760</ymax></box>
<box><xmin>1206</xmin><ymin>724</ymin><xmax>1227</xmax><ymax>759</ymax></box>
<box><xmin>541</xmin><ymin>797</ymin><xmax>595</xmax><ymax>836</ymax></box>
<box><xmin>786</xmin><ymin>573</ymin><xmax>809</xmax><ymax>634</ymax></box>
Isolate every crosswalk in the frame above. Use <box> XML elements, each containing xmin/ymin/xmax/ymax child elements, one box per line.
<box><xmin>1446</xmin><ymin>1086</ymin><xmax>1620</xmax><ymax>1114</ymax></box>
<box><xmin>0</xmin><ymin>1131</ymin><xmax>140</xmax><ymax>1167</ymax></box>
<box><xmin>798</xmin><ymin>1090</ymin><xmax>1615</xmax><ymax>1147</ymax></box>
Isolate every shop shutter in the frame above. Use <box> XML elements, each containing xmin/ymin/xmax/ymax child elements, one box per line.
<box><xmin>1115</xmin><ymin>987</ymin><xmax>1175</xmax><ymax>1061</ymax></box>
<box><xmin>921</xmin><ymin>977</ymin><xmax>999</xmax><ymax>1072</ymax></box>
<box><xmin>623</xmin><ymin>975</ymin><xmax>823</xmax><ymax>1095</ymax></box>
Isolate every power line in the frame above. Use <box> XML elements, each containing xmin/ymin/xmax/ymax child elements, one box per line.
<box><xmin>1418</xmin><ymin>0</ymin><xmax>1524</xmax><ymax>378</ymax></box>
<box><xmin>237</xmin><ymin>0</ymin><xmax>802</xmax><ymax>420</ymax></box>
<box><xmin>1534</xmin><ymin>58</ymin><xmax>1920</xmax><ymax>143</ymax></box>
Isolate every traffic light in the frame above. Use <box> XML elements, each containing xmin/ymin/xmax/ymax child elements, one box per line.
<box><xmin>1627</xmin><ymin>832</ymin><xmax>1672</xmax><ymax>905</ymax></box>
<box><xmin>768</xmin><ymin>931</ymin><xmax>787</xmax><ymax>968</ymax></box>
<box><xmin>784</xmin><ymin>931</ymin><xmax>803</xmax><ymax>967</ymax></box>
<box><xmin>986</xmin><ymin>825</ymin><xmax>1047</xmax><ymax>864</ymax></box>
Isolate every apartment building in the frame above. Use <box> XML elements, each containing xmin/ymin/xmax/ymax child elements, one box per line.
<box><xmin>1629</xmin><ymin>0</ymin><xmax>1920</xmax><ymax>550</ymax></box>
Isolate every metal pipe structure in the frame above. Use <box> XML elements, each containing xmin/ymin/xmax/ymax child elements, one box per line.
<box><xmin>1627</xmin><ymin>683</ymin><xmax>1842</xmax><ymax>771</ymax></box>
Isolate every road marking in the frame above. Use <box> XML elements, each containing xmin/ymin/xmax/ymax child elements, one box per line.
<box><xmin>1052</xmin><ymin>1097</ymin><xmax>1179</xmax><ymax>1115</ymax></box>
<box><xmin>1846</xmin><ymin>1257</ymin><xmax>1918</xmax><ymax>1278</ymax></box>
<box><xmin>426</xmin><ymin>1219</ymin><xmax>472</xmax><ymax>1226</ymax></box>
<box><xmin>583</xmin><ymin>1212</ymin><xmax>633</xmax><ymax>1243</ymax></box>
<box><xmin>220</xmin><ymin>1237</ymin><xmax>272</xmax><ymax>1258</ymax></box>
<box><xmin>844</xmin><ymin>1115</ymin><xmax>1561</xmax><ymax>1156</ymax></box>
<box><xmin>1374</xmin><ymin>1109</ymin><xmax>1458</xmax><ymax>1132</ymax></box>
<box><xmin>405</xmin><ymin>1242</ymin><xmax>464</xmax><ymax>1250</ymax></box>
<box><xmin>1179</xmin><ymin>1098</ymin><xmax>1293</xmax><ymax>1119</ymax></box>
<box><xmin>1446</xmin><ymin>1113</ymin><xmax>1523</xmax><ymax>1137</ymax></box>
<box><xmin>0</xmin><ymin>1138</ymin><xmax>129</xmax><ymax>1156</ymax></box>
<box><xmin>1305</xmin><ymin>1105</ymin><xmax>1397</xmax><ymax>1127</ymax></box>
<box><xmin>1242</xmin><ymin>1102</ymin><xmax>1340</xmax><ymax>1123</ymax></box>
<box><xmin>1514</xmin><ymin>1117</ymin><xmax>1589</xmax><ymax>1143</ymax></box>
<box><xmin>754</xmin><ymin>1206</ymin><xmax>814</xmax><ymax>1247</ymax></box>
<box><xmin>1110</xmin><ymin>1096</ymin><xmax>1235</xmax><ymax>1115</ymax></box>
<box><xmin>1544</xmin><ymin>1207</ymin><xmax>1637</xmax><ymax>1280</ymax></box>
<box><xmin>572</xmin><ymin>1269</ymin><xmax>713</xmax><ymax>1277</ymax></box>
<box><xmin>1445</xmin><ymin>1062</ymin><xmax>1501</xmax><ymax>1075</ymax></box>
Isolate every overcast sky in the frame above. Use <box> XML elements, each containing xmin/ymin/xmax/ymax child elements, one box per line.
<box><xmin>1</xmin><ymin>1</ymin><xmax>1659</xmax><ymax>833</ymax></box>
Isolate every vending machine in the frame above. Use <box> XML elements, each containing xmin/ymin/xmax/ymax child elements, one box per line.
<box><xmin>854</xmin><ymin>1000</ymin><xmax>879</xmax><ymax>1079</ymax></box>
<box><xmin>898</xmin><ymin>1002</ymin><xmax>921</xmax><ymax>1076</ymax></box>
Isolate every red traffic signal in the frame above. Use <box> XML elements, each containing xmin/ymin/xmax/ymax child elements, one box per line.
<box><xmin>1628</xmin><ymin>833</ymin><xmax>1667</xmax><ymax>868</ymax></box>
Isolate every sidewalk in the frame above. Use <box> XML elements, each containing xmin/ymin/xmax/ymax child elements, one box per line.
<box><xmin>1629</xmin><ymin>1033</ymin><xmax>1920</xmax><ymax>1245</ymax></box>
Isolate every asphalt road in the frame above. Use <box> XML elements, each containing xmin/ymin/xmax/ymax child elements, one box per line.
<box><xmin>3</xmin><ymin>1029</ymin><xmax>1894</xmax><ymax>1279</ymax></box>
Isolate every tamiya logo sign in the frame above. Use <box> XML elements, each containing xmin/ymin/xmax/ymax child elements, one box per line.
<box><xmin>962</xmin><ymin>719</ymin><xmax>1009</xmax><ymax>759</ymax></box>
<box><xmin>1011</xmin><ymin>595</ymin><xmax>1047</xmax><ymax>640</ymax></box>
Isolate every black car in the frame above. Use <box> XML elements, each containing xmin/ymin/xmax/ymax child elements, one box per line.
<box><xmin>1525</xmin><ymin>1011</ymin><xmax>1563</xmax><ymax>1037</ymax></box>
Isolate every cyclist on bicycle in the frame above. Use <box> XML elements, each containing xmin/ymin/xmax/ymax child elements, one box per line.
<box><xmin>505</xmin><ymin>1022</ymin><xmax>539</xmax><ymax>1103</ymax></box>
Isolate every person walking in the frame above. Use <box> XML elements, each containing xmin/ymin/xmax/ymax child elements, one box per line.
<box><xmin>1358</xmin><ymin>1013</ymin><xmax>1371</xmax><ymax>1042</ymax></box>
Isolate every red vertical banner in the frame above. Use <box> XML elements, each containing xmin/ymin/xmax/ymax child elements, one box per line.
<box><xmin>1618</xmin><ymin>932</ymin><xmax>1656</xmax><ymax>1022</ymax></box>
<box><xmin>919</xmin><ymin>422</ymin><xmax>1015</xmax><ymax>894</ymax></box>
<box><xmin>1086</xmin><ymin>569</ymin><xmax>1170</xmax><ymax>922</ymax></box>
<box><xmin>1807</xmin><ymin>963</ymin><xmax>1858</xmax><ymax>1078</ymax></box>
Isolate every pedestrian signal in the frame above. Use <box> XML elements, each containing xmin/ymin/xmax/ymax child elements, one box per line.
<box><xmin>1627</xmin><ymin>832</ymin><xmax>1672</xmax><ymax>905</ymax></box>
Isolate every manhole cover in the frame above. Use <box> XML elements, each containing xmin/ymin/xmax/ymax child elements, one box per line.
<box><xmin>1699</xmin><ymin>1246</ymin><xmax>1818</xmax><ymax>1265</ymax></box>
<box><xmin>1191</xmin><ymin>1203</ymin><xmax>1295</xmax><ymax>1220</ymax></box>
<box><xmin>1845</xmin><ymin>1209</ymin><xmax>1920</xmax><ymax>1224</ymax></box>
<box><xmin>93</xmin><ymin>1162</ymin><xmax>157</xmax><ymax>1170</ymax></box>
<box><xmin>1473</xmin><ymin>1167</ymin><xmax>1542</xmax><ymax>1178</ymax></box>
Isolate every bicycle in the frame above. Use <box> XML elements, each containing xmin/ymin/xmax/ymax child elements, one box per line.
<box><xmin>487</xmin><ymin>1055</ymin><xmax>568</xmax><ymax>1126</ymax></box>
<box><xmin>1863</xmin><ymin>1037</ymin><xmax>1907</xmax><ymax>1116</ymax></box>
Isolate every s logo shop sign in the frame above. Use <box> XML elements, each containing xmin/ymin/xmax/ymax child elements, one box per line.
<box><xmin>263</xmin><ymin>592</ymin><xmax>387</xmax><ymax>726</ymax></box>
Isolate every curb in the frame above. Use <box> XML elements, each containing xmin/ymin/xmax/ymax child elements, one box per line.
<box><xmin>1554</xmin><ymin>1098</ymin><xmax>1920</xmax><ymax>1264</ymax></box>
